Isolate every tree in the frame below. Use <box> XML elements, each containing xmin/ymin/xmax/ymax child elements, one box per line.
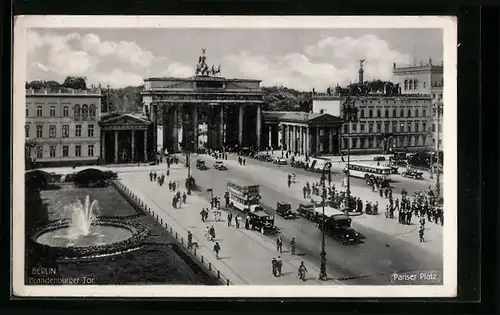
<box><xmin>62</xmin><ymin>76</ymin><xmax>87</xmax><ymax>90</ymax></box>
<box><xmin>25</xmin><ymin>138</ymin><xmax>37</xmax><ymax>170</ymax></box>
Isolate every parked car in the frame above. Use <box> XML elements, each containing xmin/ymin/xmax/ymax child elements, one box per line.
<box><xmin>247</xmin><ymin>209</ymin><xmax>278</xmax><ymax>234</ymax></box>
<box><xmin>196</xmin><ymin>159</ymin><xmax>208</xmax><ymax>170</ymax></box>
<box><xmin>401</xmin><ymin>168</ymin><xmax>423</xmax><ymax>179</ymax></box>
<box><xmin>373</xmin><ymin>156</ymin><xmax>386</xmax><ymax>161</ymax></box>
<box><xmin>265</xmin><ymin>155</ymin><xmax>275</xmax><ymax>162</ymax></box>
<box><xmin>273</xmin><ymin>158</ymin><xmax>288</xmax><ymax>165</ymax></box>
<box><xmin>213</xmin><ymin>160</ymin><xmax>227</xmax><ymax>170</ymax></box>
<box><xmin>291</xmin><ymin>160</ymin><xmax>306</xmax><ymax>169</ymax></box>
<box><xmin>276</xmin><ymin>202</ymin><xmax>297</xmax><ymax>219</ymax></box>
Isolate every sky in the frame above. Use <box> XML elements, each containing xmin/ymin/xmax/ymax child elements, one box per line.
<box><xmin>26</xmin><ymin>28</ymin><xmax>443</xmax><ymax>91</ymax></box>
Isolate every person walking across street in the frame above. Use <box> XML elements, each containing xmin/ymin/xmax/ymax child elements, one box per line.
<box><xmin>290</xmin><ymin>237</ymin><xmax>296</xmax><ymax>255</ymax></box>
<box><xmin>298</xmin><ymin>261</ymin><xmax>307</xmax><ymax>281</ymax></box>
<box><xmin>276</xmin><ymin>256</ymin><xmax>283</xmax><ymax>276</ymax></box>
<box><xmin>272</xmin><ymin>257</ymin><xmax>278</xmax><ymax>277</ymax></box>
<box><xmin>227</xmin><ymin>211</ymin><xmax>233</xmax><ymax>227</ymax></box>
<box><xmin>235</xmin><ymin>215</ymin><xmax>240</xmax><ymax>228</ymax></box>
<box><xmin>276</xmin><ymin>236</ymin><xmax>283</xmax><ymax>253</ymax></box>
<box><xmin>213</xmin><ymin>242</ymin><xmax>221</xmax><ymax>259</ymax></box>
<box><xmin>209</xmin><ymin>225</ymin><xmax>216</xmax><ymax>242</ymax></box>
<box><xmin>419</xmin><ymin>226</ymin><xmax>425</xmax><ymax>242</ymax></box>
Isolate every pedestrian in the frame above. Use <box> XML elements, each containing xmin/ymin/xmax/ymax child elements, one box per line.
<box><xmin>272</xmin><ymin>257</ymin><xmax>278</xmax><ymax>276</ymax></box>
<box><xmin>205</xmin><ymin>226</ymin><xmax>210</xmax><ymax>240</ymax></box>
<box><xmin>210</xmin><ymin>225</ymin><xmax>216</xmax><ymax>242</ymax></box>
<box><xmin>212</xmin><ymin>208</ymin><xmax>217</xmax><ymax>221</ymax></box>
<box><xmin>288</xmin><ymin>179</ymin><xmax>291</xmax><ymax>188</ymax></box>
<box><xmin>227</xmin><ymin>212</ymin><xmax>233</xmax><ymax>227</ymax></box>
<box><xmin>149</xmin><ymin>171</ymin><xmax>153</xmax><ymax>181</ymax></box>
<box><xmin>200</xmin><ymin>209</ymin><xmax>206</xmax><ymax>222</ymax></box>
<box><xmin>245</xmin><ymin>216</ymin><xmax>250</xmax><ymax>229</ymax></box>
<box><xmin>277</xmin><ymin>256</ymin><xmax>283</xmax><ymax>276</ymax></box>
<box><xmin>235</xmin><ymin>215</ymin><xmax>240</xmax><ymax>228</ymax></box>
<box><xmin>276</xmin><ymin>236</ymin><xmax>283</xmax><ymax>253</ymax></box>
<box><xmin>213</xmin><ymin>242</ymin><xmax>221</xmax><ymax>259</ymax></box>
<box><xmin>419</xmin><ymin>227</ymin><xmax>425</xmax><ymax>242</ymax></box>
<box><xmin>290</xmin><ymin>237</ymin><xmax>296</xmax><ymax>255</ymax></box>
<box><xmin>187</xmin><ymin>231</ymin><xmax>193</xmax><ymax>249</ymax></box>
<box><xmin>216</xmin><ymin>208</ymin><xmax>222</xmax><ymax>221</ymax></box>
<box><xmin>243</xmin><ymin>158</ymin><xmax>246</xmax><ymax>166</ymax></box>
<box><xmin>182</xmin><ymin>192</ymin><xmax>187</xmax><ymax>204</ymax></box>
<box><xmin>303</xmin><ymin>186</ymin><xmax>307</xmax><ymax>199</ymax></box>
<box><xmin>419</xmin><ymin>216</ymin><xmax>426</xmax><ymax>229</ymax></box>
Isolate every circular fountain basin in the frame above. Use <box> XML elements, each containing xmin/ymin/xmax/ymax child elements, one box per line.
<box><xmin>35</xmin><ymin>224</ymin><xmax>133</xmax><ymax>248</ymax></box>
<box><xmin>32</xmin><ymin>219</ymin><xmax>149</xmax><ymax>259</ymax></box>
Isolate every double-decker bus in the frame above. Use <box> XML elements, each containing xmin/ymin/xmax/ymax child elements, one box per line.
<box><xmin>226</xmin><ymin>180</ymin><xmax>261</xmax><ymax>212</ymax></box>
<box><xmin>344</xmin><ymin>162</ymin><xmax>393</xmax><ymax>181</ymax></box>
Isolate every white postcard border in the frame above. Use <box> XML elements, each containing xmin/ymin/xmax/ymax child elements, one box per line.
<box><xmin>12</xmin><ymin>15</ymin><xmax>457</xmax><ymax>298</ymax></box>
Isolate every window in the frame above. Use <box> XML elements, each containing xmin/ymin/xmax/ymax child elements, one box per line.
<box><xmin>415</xmin><ymin>109</ymin><xmax>419</xmax><ymax>117</ymax></box>
<box><xmin>26</xmin><ymin>108</ymin><xmax>29</xmax><ymax>117</ymax></box>
<box><xmin>432</xmin><ymin>93</ymin><xmax>436</xmax><ymax>99</ymax></box>
<box><xmin>392</xmin><ymin>123</ymin><xmax>397</xmax><ymax>133</ymax></box>
<box><xmin>62</xmin><ymin>145</ymin><xmax>69</xmax><ymax>157</ymax></box>
<box><xmin>49</xmin><ymin>145</ymin><xmax>56</xmax><ymax>158</ymax></box>
<box><xmin>404</xmin><ymin>80</ymin><xmax>408</xmax><ymax>90</ymax></box>
<box><xmin>423</xmin><ymin>82</ymin><xmax>426</xmax><ymax>88</ymax></box>
<box><xmin>414</xmin><ymin>80</ymin><xmax>419</xmax><ymax>90</ymax></box>
<box><xmin>343</xmin><ymin>138</ymin><xmax>348</xmax><ymax>149</ymax></box>
<box><xmin>400</xmin><ymin>122</ymin><xmax>405</xmax><ymax>132</ymax></box>
<box><xmin>351</xmin><ymin>123</ymin><xmax>357</xmax><ymax>132</ymax></box>
<box><xmin>385</xmin><ymin>109</ymin><xmax>389</xmax><ymax>117</ymax></box>
<box><xmin>422</xmin><ymin>122</ymin><xmax>427</xmax><ymax>132</ymax></box>
<box><xmin>63</xmin><ymin>106</ymin><xmax>69</xmax><ymax>117</ymax></box>
<box><xmin>407</xmin><ymin>109</ymin><xmax>412</xmax><ymax>117</ymax></box>
<box><xmin>360</xmin><ymin>109</ymin><xmax>365</xmax><ymax>118</ymax></box>
<box><xmin>75</xmin><ymin>145</ymin><xmax>82</xmax><ymax>157</ymax></box>
<box><xmin>36</xmin><ymin>106</ymin><xmax>42</xmax><ymax>117</ymax></box>
<box><xmin>423</xmin><ymin>109</ymin><xmax>427</xmax><ymax>117</ymax></box>
<box><xmin>385</xmin><ymin>122</ymin><xmax>390</xmax><ymax>132</ymax></box>
<box><xmin>415</xmin><ymin>122</ymin><xmax>419</xmax><ymax>132</ymax></box>
<box><xmin>368</xmin><ymin>123</ymin><xmax>373</xmax><ymax>133</ymax></box>
<box><xmin>376</xmin><ymin>122</ymin><xmax>381</xmax><ymax>133</ymax></box>
<box><xmin>393</xmin><ymin>109</ymin><xmax>397</xmax><ymax>117</ymax></box>
<box><xmin>377</xmin><ymin>110</ymin><xmax>381</xmax><ymax>117</ymax></box>
<box><xmin>50</xmin><ymin>106</ymin><xmax>56</xmax><ymax>117</ymax></box>
<box><xmin>25</xmin><ymin>125</ymin><xmax>29</xmax><ymax>138</ymax></box>
<box><xmin>74</xmin><ymin>104</ymin><xmax>81</xmax><ymax>120</ymax></box>
<box><xmin>82</xmin><ymin>105</ymin><xmax>89</xmax><ymax>120</ymax></box>
<box><xmin>89</xmin><ymin>105</ymin><xmax>97</xmax><ymax>118</ymax></box>
<box><xmin>432</xmin><ymin>124</ymin><xmax>436</xmax><ymax>132</ymax></box>
<box><xmin>88</xmin><ymin>124</ymin><xmax>94</xmax><ymax>137</ymax></box>
<box><xmin>62</xmin><ymin>125</ymin><xmax>69</xmax><ymax>138</ymax></box>
<box><xmin>360</xmin><ymin>123</ymin><xmax>365</xmax><ymax>132</ymax></box>
<box><xmin>409</xmin><ymin>80</ymin><xmax>413</xmax><ymax>90</ymax></box>
<box><xmin>407</xmin><ymin>122</ymin><xmax>412</xmax><ymax>132</ymax></box>
<box><xmin>36</xmin><ymin>125</ymin><xmax>43</xmax><ymax>138</ymax></box>
<box><xmin>76</xmin><ymin>125</ymin><xmax>82</xmax><ymax>137</ymax></box>
<box><xmin>49</xmin><ymin>125</ymin><xmax>56</xmax><ymax>138</ymax></box>
<box><xmin>36</xmin><ymin>146</ymin><xmax>43</xmax><ymax>158</ymax></box>
<box><xmin>400</xmin><ymin>109</ymin><xmax>404</xmax><ymax>117</ymax></box>
<box><xmin>368</xmin><ymin>138</ymin><xmax>373</xmax><ymax>148</ymax></box>
<box><xmin>352</xmin><ymin>138</ymin><xmax>358</xmax><ymax>148</ymax></box>
<box><xmin>88</xmin><ymin>144</ymin><xmax>94</xmax><ymax>156</ymax></box>
<box><xmin>368</xmin><ymin>109</ymin><xmax>373</xmax><ymax>118</ymax></box>
<box><xmin>438</xmin><ymin>93</ymin><xmax>442</xmax><ymax>100</ymax></box>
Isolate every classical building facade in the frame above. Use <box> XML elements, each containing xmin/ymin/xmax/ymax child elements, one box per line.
<box><xmin>262</xmin><ymin>111</ymin><xmax>343</xmax><ymax>155</ymax></box>
<box><xmin>391</xmin><ymin>60</ymin><xmax>444</xmax><ymax>150</ymax></box>
<box><xmin>25</xmin><ymin>88</ymin><xmax>102</xmax><ymax>167</ymax></box>
<box><xmin>312</xmin><ymin>95</ymin><xmax>433</xmax><ymax>154</ymax></box>
<box><xmin>141</xmin><ymin>50</ymin><xmax>264</xmax><ymax>153</ymax></box>
<box><xmin>99</xmin><ymin>113</ymin><xmax>151</xmax><ymax>163</ymax></box>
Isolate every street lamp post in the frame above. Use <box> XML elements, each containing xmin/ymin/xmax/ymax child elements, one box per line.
<box><xmin>318</xmin><ymin>162</ymin><xmax>332</xmax><ymax>281</ymax></box>
<box><xmin>341</xmin><ymin>97</ymin><xmax>359</xmax><ymax>208</ymax></box>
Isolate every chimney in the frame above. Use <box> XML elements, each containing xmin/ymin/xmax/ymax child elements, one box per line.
<box><xmin>393</xmin><ymin>62</ymin><xmax>396</xmax><ymax>69</ymax></box>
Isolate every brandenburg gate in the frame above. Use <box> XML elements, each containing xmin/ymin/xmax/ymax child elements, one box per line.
<box><xmin>141</xmin><ymin>49</ymin><xmax>264</xmax><ymax>153</ymax></box>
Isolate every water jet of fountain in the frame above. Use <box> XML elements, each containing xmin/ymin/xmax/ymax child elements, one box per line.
<box><xmin>66</xmin><ymin>195</ymin><xmax>99</xmax><ymax>237</ymax></box>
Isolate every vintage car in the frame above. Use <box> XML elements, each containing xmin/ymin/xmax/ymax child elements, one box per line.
<box><xmin>297</xmin><ymin>203</ymin><xmax>318</xmax><ymax>221</ymax></box>
<box><xmin>255</xmin><ymin>153</ymin><xmax>271</xmax><ymax>161</ymax></box>
<box><xmin>401</xmin><ymin>168</ymin><xmax>424</xmax><ymax>179</ymax></box>
<box><xmin>246</xmin><ymin>209</ymin><xmax>279</xmax><ymax>234</ymax></box>
<box><xmin>213</xmin><ymin>160</ymin><xmax>228</xmax><ymax>170</ymax></box>
<box><xmin>276</xmin><ymin>202</ymin><xmax>297</xmax><ymax>219</ymax></box>
<box><xmin>265</xmin><ymin>155</ymin><xmax>275</xmax><ymax>162</ymax></box>
<box><xmin>290</xmin><ymin>160</ymin><xmax>306</xmax><ymax>169</ymax></box>
<box><xmin>196</xmin><ymin>159</ymin><xmax>208</xmax><ymax>170</ymax></box>
<box><xmin>318</xmin><ymin>214</ymin><xmax>359</xmax><ymax>245</ymax></box>
<box><xmin>273</xmin><ymin>158</ymin><xmax>288</xmax><ymax>165</ymax></box>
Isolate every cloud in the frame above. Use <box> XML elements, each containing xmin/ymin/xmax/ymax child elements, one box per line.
<box><xmin>26</xmin><ymin>30</ymin><xmax>190</xmax><ymax>88</ymax></box>
<box><xmin>26</xmin><ymin>31</ymin><xmax>411</xmax><ymax>90</ymax></box>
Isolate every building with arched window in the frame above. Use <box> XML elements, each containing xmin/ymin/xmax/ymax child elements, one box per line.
<box><xmin>25</xmin><ymin>87</ymin><xmax>102</xmax><ymax>167</ymax></box>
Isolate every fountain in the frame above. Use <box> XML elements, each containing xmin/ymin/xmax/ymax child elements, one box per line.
<box><xmin>32</xmin><ymin>195</ymin><xmax>149</xmax><ymax>259</ymax></box>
